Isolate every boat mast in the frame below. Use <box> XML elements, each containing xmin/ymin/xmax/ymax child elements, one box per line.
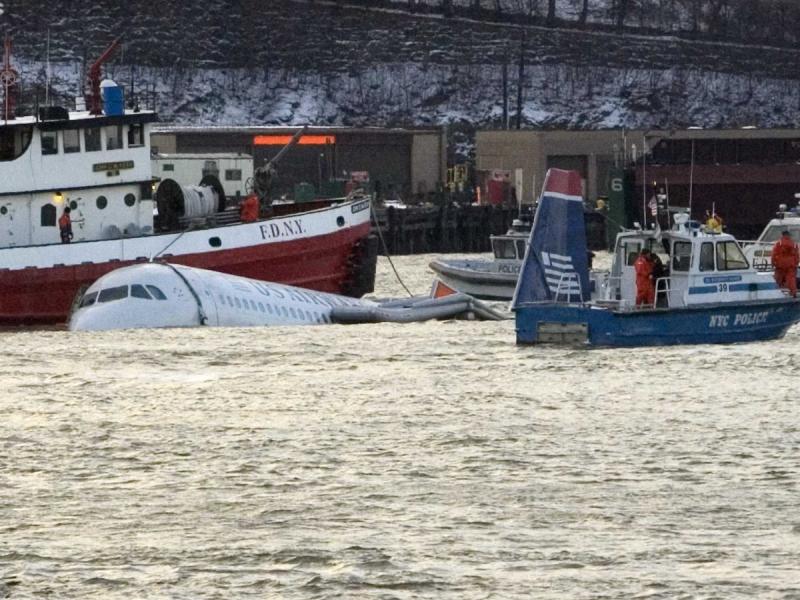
<box><xmin>1</xmin><ymin>34</ymin><xmax>18</xmax><ymax>123</ymax></box>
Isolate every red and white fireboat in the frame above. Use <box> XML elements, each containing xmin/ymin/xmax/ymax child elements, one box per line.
<box><xmin>0</xmin><ymin>38</ymin><xmax>376</xmax><ymax>325</ymax></box>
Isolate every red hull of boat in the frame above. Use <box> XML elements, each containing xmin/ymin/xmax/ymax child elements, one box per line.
<box><xmin>0</xmin><ymin>222</ymin><xmax>372</xmax><ymax>325</ymax></box>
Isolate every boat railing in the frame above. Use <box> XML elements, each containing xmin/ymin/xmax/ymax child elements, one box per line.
<box><xmin>595</xmin><ymin>273</ymin><xmax>621</xmax><ymax>302</ymax></box>
<box><xmin>553</xmin><ymin>272</ymin><xmax>583</xmax><ymax>304</ymax></box>
<box><xmin>654</xmin><ymin>276</ymin><xmax>672</xmax><ymax>308</ymax></box>
<box><xmin>740</xmin><ymin>240</ymin><xmax>773</xmax><ymax>271</ymax></box>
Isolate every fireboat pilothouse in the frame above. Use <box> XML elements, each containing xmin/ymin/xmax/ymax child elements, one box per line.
<box><xmin>0</xmin><ymin>37</ymin><xmax>376</xmax><ymax>325</ymax></box>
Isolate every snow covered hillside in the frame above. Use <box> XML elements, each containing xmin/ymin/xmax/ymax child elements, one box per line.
<box><xmin>3</xmin><ymin>0</ymin><xmax>800</xmax><ymax>153</ymax></box>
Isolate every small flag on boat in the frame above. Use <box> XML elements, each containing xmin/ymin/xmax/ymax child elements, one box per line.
<box><xmin>430</xmin><ymin>279</ymin><xmax>458</xmax><ymax>298</ymax></box>
<box><xmin>648</xmin><ymin>195</ymin><xmax>658</xmax><ymax>216</ymax></box>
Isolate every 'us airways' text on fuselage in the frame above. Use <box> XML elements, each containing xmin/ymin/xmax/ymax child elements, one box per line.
<box><xmin>259</xmin><ymin>219</ymin><xmax>305</xmax><ymax>240</ymax></box>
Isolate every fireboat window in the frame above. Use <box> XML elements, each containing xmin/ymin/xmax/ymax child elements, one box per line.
<box><xmin>98</xmin><ymin>286</ymin><xmax>129</xmax><ymax>303</ymax></box>
<box><xmin>0</xmin><ymin>126</ymin><xmax>34</xmax><ymax>161</ymax></box>
<box><xmin>41</xmin><ymin>131</ymin><xmax>58</xmax><ymax>155</ymax></box>
<box><xmin>106</xmin><ymin>125</ymin><xmax>123</xmax><ymax>150</ymax></box>
<box><xmin>85</xmin><ymin>128</ymin><xmax>102</xmax><ymax>152</ymax></box>
<box><xmin>127</xmin><ymin>124</ymin><xmax>144</xmax><ymax>148</ymax></box>
<box><xmin>516</xmin><ymin>240</ymin><xmax>526</xmax><ymax>258</ymax></box>
<box><xmin>40</xmin><ymin>204</ymin><xmax>56</xmax><ymax>227</ymax></box>
<box><xmin>716</xmin><ymin>241</ymin><xmax>749</xmax><ymax>270</ymax></box>
<box><xmin>225</xmin><ymin>169</ymin><xmax>242</xmax><ymax>181</ymax></box>
<box><xmin>63</xmin><ymin>129</ymin><xmax>81</xmax><ymax>153</ymax></box>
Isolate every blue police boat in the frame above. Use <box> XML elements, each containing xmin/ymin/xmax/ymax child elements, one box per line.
<box><xmin>511</xmin><ymin>169</ymin><xmax>800</xmax><ymax>347</ymax></box>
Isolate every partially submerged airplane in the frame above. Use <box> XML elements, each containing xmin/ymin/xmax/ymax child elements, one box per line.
<box><xmin>68</xmin><ymin>262</ymin><xmax>507</xmax><ymax>331</ymax></box>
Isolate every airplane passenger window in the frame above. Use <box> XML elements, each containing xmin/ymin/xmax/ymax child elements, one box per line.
<box><xmin>145</xmin><ymin>285</ymin><xmax>167</xmax><ymax>300</ymax></box>
<box><xmin>79</xmin><ymin>292</ymin><xmax>98</xmax><ymax>307</ymax></box>
<box><xmin>98</xmin><ymin>286</ymin><xmax>128</xmax><ymax>303</ymax></box>
<box><xmin>131</xmin><ymin>284</ymin><xmax>152</xmax><ymax>299</ymax></box>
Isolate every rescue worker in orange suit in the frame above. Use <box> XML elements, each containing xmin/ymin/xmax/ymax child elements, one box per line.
<box><xmin>239</xmin><ymin>193</ymin><xmax>260</xmax><ymax>223</ymax></box>
<box><xmin>58</xmin><ymin>206</ymin><xmax>73</xmax><ymax>243</ymax></box>
<box><xmin>771</xmin><ymin>230</ymin><xmax>800</xmax><ymax>297</ymax></box>
<box><xmin>634</xmin><ymin>247</ymin><xmax>655</xmax><ymax>306</ymax></box>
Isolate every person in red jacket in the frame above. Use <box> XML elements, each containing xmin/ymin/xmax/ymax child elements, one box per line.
<box><xmin>58</xmin><ymin>207</ymin><xmax>73</xmax><ymax>243</ymax></box>
<box><xmin>634</xmin><ymin>248</ymin><xmax>655</xmax><ymax>306</ymax></box>
<box><xmin>771</xmin><ymin>230</ymin><xmax>800</xmax><ymax>297</ymax></box>
<box><xmin>239</xmin><ymin>193</ymin><xmax>260</xmax><ymax>223</ymax></box>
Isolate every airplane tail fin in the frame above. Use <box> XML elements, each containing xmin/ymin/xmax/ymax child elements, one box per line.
<box><xmin>511</xmin><ymin>169</ymin><xmax>590</xmax><ymax>307</ymax></box>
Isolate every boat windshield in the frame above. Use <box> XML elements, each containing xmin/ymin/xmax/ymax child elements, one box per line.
<box><xmin>493</xmin><ymin>239</ymin><xmax>518</xmax><ymax>259</ymax></box>
<box><xmin>760</xmin><ymin>225</ymin><xmax>800</xmax><ymax>243</ymax></box>
<box><xmin>716</xmin><ymin>241</ymin><xmax>749</xmax><ymax>270</ymax></box>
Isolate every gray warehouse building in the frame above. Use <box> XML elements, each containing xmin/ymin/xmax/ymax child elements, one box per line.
<box><xmin>151</xmin><ymin>126</ymin><xmax>446</xmax><ymax>201</ymax></box>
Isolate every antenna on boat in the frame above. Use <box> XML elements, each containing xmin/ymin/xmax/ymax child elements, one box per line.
<box><xmin>641</xmin><ymin>133</ymin><xmax>647</xmax><ymax>229</ymax></box>
<box><xmin>688</xmin><ymin>139</ymin><xmax>695</xmax><ymax>218</ymax></box>
<box><xmin>45</xmin><ymin>28</ymin><xmax>51</xmax><ymax>106</ymax></box>
<box><xmin>1</xmin><ymin>34</ymin><xmax>18</xmax><ymax>124</ymax></box>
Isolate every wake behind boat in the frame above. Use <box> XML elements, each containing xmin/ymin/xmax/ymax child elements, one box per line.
<box><xmin>512</xmin><ymin>169</ymin><xmax>800</xmax><ymax>347</ymax></box>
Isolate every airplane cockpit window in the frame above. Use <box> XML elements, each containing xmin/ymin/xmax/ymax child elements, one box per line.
<box><xmin>98</xmin><ymin>286</ymin><xmax>129</xmax><ymax>303</ymax></box>
<box><xmin>131</xmin><ymin>284</ymin><xmax>152</xmax><ymax>299</ymax></box>
<box><xmin>79</xmin><ymin>292</ymin><xmax>98</xmax><ymax>308</ymax></box>
<box><xmin>146</xmin><ymin>285</ymin><xmax>167</xmax><ymax>300</ymax></box>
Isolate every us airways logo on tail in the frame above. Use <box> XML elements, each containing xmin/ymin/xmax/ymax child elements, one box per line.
<box><xmin>541</xmin><ymin>251</ymin><xmax>581</xmax><ymax>297</ymax></box>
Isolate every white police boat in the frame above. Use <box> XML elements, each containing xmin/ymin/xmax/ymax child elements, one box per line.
<box><xmin>742</xmin><ymin>200</ymin><xmax>800</xmax><ymax>273</ymax></box>
<box><xmin>512</xmin><ymin>169</ymin><xmax>800</xmax><ymax>347</ymax></box>
<box><xmin>427</xmin><ymin>215</ymin><xmax>530</xmax><ymax>301</ymax></box>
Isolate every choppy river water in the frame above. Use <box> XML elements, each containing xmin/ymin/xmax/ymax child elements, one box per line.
<box><xmin>2</xmin><ymin>253</ymin><xmax>800</xmax><ymax>599</ymax></box>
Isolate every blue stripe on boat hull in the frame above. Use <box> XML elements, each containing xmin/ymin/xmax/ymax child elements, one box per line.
<box><xmin>515</xmin><ymin>299</ymin><xmax>800</xmax><ymax>347</ymax></box>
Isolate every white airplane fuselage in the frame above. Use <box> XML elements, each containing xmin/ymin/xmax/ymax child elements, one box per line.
<box><xmin>69</xmin><ymin>262</ymin><xmax>371</xmax><ymax>331</ymax></box>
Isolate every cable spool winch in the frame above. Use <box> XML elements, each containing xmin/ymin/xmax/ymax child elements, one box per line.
<box><xmin>155</xmin><ymin>175</ymin><xmax>227</xmax><ymax>231</ymax></box>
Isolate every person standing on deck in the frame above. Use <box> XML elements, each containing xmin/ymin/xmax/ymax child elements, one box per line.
<box><xmin>771</xmin><ymin>230</ymin><xmax>800</xmax><ymax>297</ymax></box>
<box><xmin>634</xmin><ymin>248</ymin><xmax>655</xmax><ymax>306</ymax></box>
<box><xmin>239</xmin><ymin>193</ymin><xmax>260</xmax><ymax>223</ymax></box>
<box><xmin>58</xmin><ymin>207</ymin><xmax>73</xmax><ymax>244</ymax></box>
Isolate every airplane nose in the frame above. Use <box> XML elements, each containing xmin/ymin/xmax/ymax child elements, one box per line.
<box><xmin>68</xmin><ymin>308</ymin><xmax>113</xmax><ymax>331</ymax></box>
